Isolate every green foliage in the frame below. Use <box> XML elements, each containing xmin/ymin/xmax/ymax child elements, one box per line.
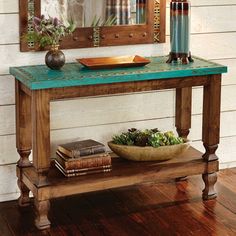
<box><xmin>112</xmin><ymin>129</ymin><xmax>184</xmax><ymax>147</ymax></box>
<box><xmin>23</xmin><ymin>32</ymin><xmax>52</xmax><ymax>48</ymax></box>
<box><xmin>23</xmin><ymin>15</ymin><xmax>76</xmax><ymax>48</ymax></box>
<box><xmin>91</xmin><ymin>14</ymin><xmax>117</xmax><ymax>27</ymax></box>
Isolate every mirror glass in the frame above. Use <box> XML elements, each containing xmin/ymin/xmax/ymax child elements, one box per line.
<box><xmin>41</xmin><ymin>0</ymin><xmax>147</xmax><ymax>27</ymax></box>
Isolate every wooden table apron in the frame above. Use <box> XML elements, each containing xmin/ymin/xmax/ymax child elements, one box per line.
<box><xmin>11</xmin><ymin>56</ymin><xmax>226</xmax><ymax>230</ymax></box>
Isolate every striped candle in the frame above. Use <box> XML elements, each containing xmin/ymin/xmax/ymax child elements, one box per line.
<box><xmin>166</xmin><ymin>0</ymin><xmax>193</xmax><ymax>64</ymax></box>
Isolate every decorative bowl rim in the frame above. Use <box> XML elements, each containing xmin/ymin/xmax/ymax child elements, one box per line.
<box><xmin>107</xmin><ymin>140</ymin><xmax>191</xmax><ymax>161</ymax></box>
<box><xmin>107</xmin><ymin>139</ymin><xmax>190</xmax><ymax>149</ymax></box>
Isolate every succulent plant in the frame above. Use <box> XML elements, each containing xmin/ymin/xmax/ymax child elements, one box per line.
<box><xmin>112</xmin><ymin>128</ymin><xmax>184</xmax><ymax>147</ymax></box>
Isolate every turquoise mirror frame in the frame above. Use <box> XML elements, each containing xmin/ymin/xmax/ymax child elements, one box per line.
<box><xmin>19</xmin><ymin>0</ymin><xmax>166</xmax><ymax>52</ymax></box>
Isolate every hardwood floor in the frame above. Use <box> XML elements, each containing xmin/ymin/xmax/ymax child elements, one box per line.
<box><xmin>0</xmin><ymin>168</ymin><xmax>236</xmax><ymax>236</ymax></box>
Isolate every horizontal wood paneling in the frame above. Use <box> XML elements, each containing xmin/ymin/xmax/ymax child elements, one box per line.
<box><xmin>1</xmin><ymin>84</ymin><xmax>236</xmax><ymax>137</ymax></box>
<box><xmin>0</xmin><ymin>135</ymin><xmax>18</xmax><ymax>164</ymax></box>
<box><xmin>0</xmin><ymin>117</ymin><xmax>175</xmax><ymax>164</ymax></box>
<box><xmin>0</xmin><ymin>165</ymin><xmax>18</xmax><ymax>202</ymax></box>
<box><xmin>0</xmin><ymin>80</ymin><xmax>233</xmax><ymax>135</ymax></box>
<box><xmin>191</xmin><ymin>33</ymin><xmax>236</xmax><ymax>59</ymax></box>
<box><xmin>166</xmin><ymin>5</ymin><xmax>236</xmax><ymax>35</ymax></box>
<box><xmin>1</xmin><ymin>108</ymin><xmax>236</xmax><ymax>165</ymax></box>
<box><xmin>50</xmin><ymin>90</ymin><xmax>175</xmax><ymax>130</ymax></box>
<box><xmin>1</xmin><ymin>32</ymin><xmax>236</xmax><ymax>74</ymax></box>
<box><xmin>192</xmin><ymin>136</ymin><xmax>236</xmax><ymax>166</ymax></box>
<box><xmin>0</xmin><ymin>90</ymin><xmax>175</xmax><ymax>136</ymax></box>
<box><xmin>221</xmin><ymin>86</ymin><xmax>236</xmax><ymax>111</ymax></box>
<box><xmin>0</xmin><ymin>0</ymin><xmax>18</xmax><ymax>14</ymax></box>
<box><xmin>0</xmin><ymin>44</ymin><xmax>168</xmax><ymax>75</ymax></box>
<box><xmin>48</xmin><ymin>111</ymin><xmax>236</xmax><ymax>157</ymax></box>
<box><xmin>216</xmin><ymin>59</ymin><xmax>236</xmax><ymax>85</ymax></box>
<box><xmin>0</xmin><ymin>14</ymin><xmax>18</xmax><ymax>44</ymax></box>
<box><xmin>192</xmin><ymin>84</ymin><xmax>236</xmax><ymax>115</ymax></box>
<box><xmin>0</xmin><ymin>75</ymin><xmax>14</xmax><ymax>105</ymax></box>
<box><xmin>0</xmin><ymin>106</ymin><xmax>15</xmax><ymax>135</ymax></box>
<box><xmin>190</xmin><ymin>111</ymin><xmax>236</xmax><ymax>141</ymax></box>
<box><xmin>191</xmin><ymin>6</ymin><xmax>236</xmax><ymax>34</ymax></box>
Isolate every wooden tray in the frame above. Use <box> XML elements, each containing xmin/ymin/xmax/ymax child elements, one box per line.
<box><xmin>77</xmin><ymin>55</ymin><xmax>150</xmax><ymax>70</ymax></box>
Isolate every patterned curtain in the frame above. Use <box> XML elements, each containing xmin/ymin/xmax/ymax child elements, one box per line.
<box><xmin>106</xmin><ymin>0</ymin><xmax>131</xmax><ymax>25</ymax></box>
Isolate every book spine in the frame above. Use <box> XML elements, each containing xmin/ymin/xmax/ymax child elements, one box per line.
<box><xmin>55</xmin><ymin>159</ymin><xmax>111</xmax><ymax>173</ymax></box>
<box><xmin>66</xmin><ymin>168</ymin><xmax>111</xmax><ymax>177</ymax></box>
<box><xmin>56</xmin><ymin>164</ymin><xmax>111</xmax><ymax>178</ymax></box>
<box><xmin>67</xmin><ymin>165</ymin><xmax>111</xmax><ymax>174</ymax></box>
<box><xmin>65</xmin><ymin>156</ymin><xmax>111</xmax><ymax>170</ymax></box>
<box><xmin>58</xmin><ymin>146</ymin><xmax>73</xmax><ymax>158</ymax></box>
<box><xmin>73</xmin><ymin>145</ymin><xmax>106</xmax><ymax>158</ymax></box>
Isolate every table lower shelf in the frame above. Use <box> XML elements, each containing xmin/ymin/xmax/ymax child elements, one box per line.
<box><xmin>19</xmin><ymin>146</ymin><xmax>219</xmax><ymax>201</ymax></box>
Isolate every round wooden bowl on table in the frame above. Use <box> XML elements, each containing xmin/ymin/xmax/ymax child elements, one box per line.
<box><xmin>108</xmin><ymin>141</ymin><xmax>190</xmax><ymax>162</ymax></box>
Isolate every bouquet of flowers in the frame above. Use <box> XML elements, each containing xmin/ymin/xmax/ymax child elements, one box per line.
<box><xmin>25</xmin><ymin>15</ymin><xmax>76</xmax><ymax>48</ymax></box>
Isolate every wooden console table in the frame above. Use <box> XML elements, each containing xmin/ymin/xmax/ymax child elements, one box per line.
<box><xmin>10</xmin><ymin>56</ymin><xmax>227</xmax><ymax>230</ymax></box>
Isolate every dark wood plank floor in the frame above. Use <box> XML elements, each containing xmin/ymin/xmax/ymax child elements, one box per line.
<box><xmin>1</xmin><ymin>168</ymin><xmax>236</xmax><ymax>236</ymax></box>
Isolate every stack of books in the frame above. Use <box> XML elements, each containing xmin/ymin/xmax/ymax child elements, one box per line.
<box><xmin>55</xmin><ymin>139</ymin><xmax>112</xmax><ymax>177</ymax></box>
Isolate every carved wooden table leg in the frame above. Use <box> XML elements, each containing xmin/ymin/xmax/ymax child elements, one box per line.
<box><xmin>202</xmin><ymin>74</ymin><xmax>221</xmax><ymax>200</ymax></box>
<box><xmin>175</xmin><ymin>87</ymin><xmax>192</xmax><ymax>139</ymax></box>
<box><xmin>32</xmin><ymin>89</ymin><xmax>51</xmax><ymax>186</ymax></box>
<box><xmin>32</xmin><ymin>90</ymin><xmax>51</xmax><ymax>228</ymax></box>
<box><xmin>175</xmin><ymin>87</ymin><xmax>192</xmax><ymax>182</ymax></box>
<box><xmin>15</xmin><ymin>80</ymin><xmax>32</xmax><ymax>207</ymax></box>
<box><xmin>34</xmin><ymin>198</ymin><xmax>51</xmax><ymax>230</ymax></box>
<box><xmin>202</xmin><ymin>173</ymin><xmax>217</xmax><ymax>200</ymax></box>
<box><xmin>17</xmin><ymin>177</ymin><xmax>31</xmax><ymax>207</ymax></box>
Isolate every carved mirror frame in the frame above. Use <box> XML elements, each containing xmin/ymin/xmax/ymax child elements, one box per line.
<box><xmin>20</xmin><ymin>0</ymin><xmax>166</xmax><ymax>52</ymax></box>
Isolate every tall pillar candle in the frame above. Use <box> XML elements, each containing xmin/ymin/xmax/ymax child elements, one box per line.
<box><xmin>166</xmin><ymin>0</ymin><xmax>193</xmax><ymax>64</ymax></box>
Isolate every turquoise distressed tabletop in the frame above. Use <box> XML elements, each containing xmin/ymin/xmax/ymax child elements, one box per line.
<box><xmin>9</xmin><ymin>56</ymin><xmax>227</xmax><ymax>90</ymax></box>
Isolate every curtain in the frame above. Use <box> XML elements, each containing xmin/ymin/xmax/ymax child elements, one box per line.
<box><xmin>136</xmin><ymin>0</ymin><xmax>146</xmax><ymax>24</ymax></box>
<box><xmin>106</xmin><ymin>0</ymin><xmax>131</xmax><ymax>25</ymax></box>
<box><xmin>67</xmin><ymin>0</ymin><xmax>85</xmax><ymax>27</ymax></box>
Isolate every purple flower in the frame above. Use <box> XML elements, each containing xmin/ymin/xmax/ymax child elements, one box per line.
<box><xmin>33</xmin><ymin>17</ymin><xmax>41</xmax><ymax>26</ymax></box>
<box><xmin>53</xmin><ymin>17</ymin><xmax>59</xmax><ymax>26</ymax></box>
<box><xmin>27</xmin><ymin>14</ymin><xmax>75</xmax><ymax>48</ymax></box>
<box><xmin>35</xmin><ymin>25</ymin><xmax>41</xmax><ymax>33</ymax></box>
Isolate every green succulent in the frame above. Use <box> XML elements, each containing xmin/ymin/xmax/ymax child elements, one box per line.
<box><xmin>112</xmin><ymin>128</ymin><xmax>184</xmax><ymax>147</ymax></box>
<box><xmin>91</xmin><ymin>14</ymin><xmax>117</xmax><ymax>27</ymax></box>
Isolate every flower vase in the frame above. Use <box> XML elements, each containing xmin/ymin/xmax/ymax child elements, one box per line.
<box><xmin>45</xmin><ymin>45</ymin><xmax>65</xmax><ymax>70</ymax></box>
<box><xmin>166</xmin><ymin>0</ymin><xmax>193</xmax><ymax>64</ymax></box>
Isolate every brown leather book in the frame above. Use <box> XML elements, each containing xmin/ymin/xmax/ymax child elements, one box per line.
<box><xmin>57</xmin><ymin>139</ymin><xmax>106</xmax><ymax>158</ymax></box>
<box><xmin>56</xmin><ymin>151</ymin><xmax>112</xmax><ymax>170</ymax></box>
<box><xmin>55</xmin><ymin>158</ymin><xmax>111</xmax><ymax>173</ymax></box>
<box><xmin>55</xmin><ymin>159</ymin><xmax>111</xmax><ymax>174</ymax></box>
<box><xmin>55</xmin><ymin>161</ymin><xmax>112</xmax><ymax>178</ymax></box>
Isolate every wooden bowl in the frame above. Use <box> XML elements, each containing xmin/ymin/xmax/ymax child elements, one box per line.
<box><xmin>108</xmin><ymin>141</ymin><xmax>190</xmax><ymax>161</ymax></box>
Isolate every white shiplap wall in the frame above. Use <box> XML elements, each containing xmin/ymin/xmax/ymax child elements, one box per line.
<box><xmin>0</xmin><ymin>0</ymin><xmax>236</xmax><ymax>202</ymax></box>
